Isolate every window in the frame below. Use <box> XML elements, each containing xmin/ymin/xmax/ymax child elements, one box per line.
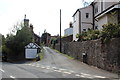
<box><xmin>101</xmin><ymin>0</ymin><xmax>103</xmax><ymax>11</ymax></box>
<box><xmin>86</xmin><ymin>13</ymin><xmax>89</xmax><ymax>18</ymax></box>
<box><xmin>95</xmin><ymin>26</ymin><xmax>98</xmax><ymax>29</ymax></box>
<box><xmin>95</xmin><ymin>5</ymin><xmax>98</xmax><ymax>14</ymax></box>
<box><xmin>83</xmin><ymin>29</ymin><xmax>86</xmax><ymax>31</ymax></box>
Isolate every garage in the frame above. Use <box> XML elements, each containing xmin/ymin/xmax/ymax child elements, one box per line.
<box><xmin>25</xmin><ymin>43</ymin><xmax>40</xmax><ymax>59</ymax></box>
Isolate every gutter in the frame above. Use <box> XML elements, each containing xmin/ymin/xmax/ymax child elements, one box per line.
<box><xmin>72</xmin><ymin>9</ymin><xmax>80</xmax><ymax>17</ymax></box>
<box><xmin>91</xmin><ymin>2</ymin><xmax>95</xmax><ymax>30</ymax></box>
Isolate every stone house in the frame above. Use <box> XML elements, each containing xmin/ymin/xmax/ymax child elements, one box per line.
<box><xmin>24</xmin><ymin>15</ymin><xmax>41</xmax><ymax>45</ymax></box>
<box><xmin>72</xmin><ymin>5</ymin><xmax>93</xmax><ymax>41</ymax></box>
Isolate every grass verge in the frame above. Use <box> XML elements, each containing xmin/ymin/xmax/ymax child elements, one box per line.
<box><xmin>38</xmin><ymin>48</ymin><xmax>44</xmax><ymax>60</ymax></box>
<box><xmin>51</xmin><ymin>48</ymin><xmax>74</xmax><ymax>60</ymax></box>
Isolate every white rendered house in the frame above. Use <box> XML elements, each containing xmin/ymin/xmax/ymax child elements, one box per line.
<box><xmin>94</xmin><ymin>0</ymin><xmax>120</xmax><ymax>30</ymax></box>
<box><xmin>72</xmin><ymin>5</ymin><xmax>93</xmax><ymax>41</ymax></box>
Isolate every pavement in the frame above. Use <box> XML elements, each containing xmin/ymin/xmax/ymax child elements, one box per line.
<box><xmin>0</xmin><ymin>47</ymin><xmax>119</xmax><ymax>80</ymax></box>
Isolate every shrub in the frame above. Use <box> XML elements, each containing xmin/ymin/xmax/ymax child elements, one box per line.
<box><xmin>76</xmin><ymin>33</ymin><xmax>83</xmax><ymax>41</ymax></box>
<box><xmin>101</xmin><ymin>23</ymin><xmax>120</xmax><ymax>43</ymax></box>
<box><xmin>79</xmin><ymin>29</ymin><xmax>100</xmax><ymax>41</ymax></box>
<box><xmin>76</xmin><ymin>23</ymin><xmax>120</xmax><ymax>43</ymax></box>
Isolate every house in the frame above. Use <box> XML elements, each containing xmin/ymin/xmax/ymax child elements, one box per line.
<box><xmin>29</xmin><ymin>24</ymin><xmax>41</xmax><ymax>45</ymax></box>
<box><xmin>24</xmin><ymin>15</ymin><xmax>41</xmax><ymax>45</ymax></box>
<box><xmin>64</xmin><ymin>28</ymin><xmax>73</xmax><ymax>36</ymax></box>
<box><xmin>93</xmin><ymin>0</ymin><xmax>120</xmax><ymax>30</ymax></box>
<box><xmin>64</xmin><ymin>22</ymin><xmax>73</xmax><ymax>36</ymax></box>
<box><xmin>72</xmin><ymin>5</ymin><xmax>93</xmax><ymax>41</ymax></box>
<box><xmin>41</xmin><ymin>32</ymin><xmax>51</xmax><ymax>46</ymax></box>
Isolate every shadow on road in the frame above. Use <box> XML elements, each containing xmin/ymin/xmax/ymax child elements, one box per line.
<box><xmin>2</xmin><ymin>59</ymin><xmax>37</xmax><ymax>64</ymax></box>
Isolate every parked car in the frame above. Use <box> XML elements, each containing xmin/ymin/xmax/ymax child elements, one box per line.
<box><xmin>2</xmin><ymin>53</ymin><xmax>7</xmax><ymax>62</ymax></box>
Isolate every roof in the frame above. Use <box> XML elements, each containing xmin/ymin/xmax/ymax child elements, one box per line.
<box><xmin>24</xmin><ymin>19</ymin><xmax>29</xmax><ymax>21</ymax></box>
<box><xmin>64</xmin><ymin>27</ymin><xmax>73</xmax><ymax>31</ymax></box>
<box><xmin>72</xmin><ymin>5</ymin><xmax>92</xmax><ymax>17</ymax></box>
<box><xmin>72</xmin><ymin>9</ymin><xmax>80</xmax><ymax>17</ymax></box>
<box><xmin>34</xmin><ymin>33</ymin><xmax>40</xmax><ymax>38</ymax></box>
<box><xmin>25</xmin><ymin>43</ymin><xmax>41</xmax><ymax>49</ymax></box>
<box><xmin>51</xmin><ymin>36</ymin><xmax>58</xmax><ymax>38</ymax></box>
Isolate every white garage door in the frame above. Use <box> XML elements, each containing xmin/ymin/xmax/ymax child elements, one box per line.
<box><xmin>25</xmin><ymin>49</ymin><xmax>37</xmax><ymax>59</ymax></box>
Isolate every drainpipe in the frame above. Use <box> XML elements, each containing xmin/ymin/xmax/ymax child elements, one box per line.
<box><xmin>60</xmin><ymin>9</ymin><xmax>62</xmax><ymax>53</ymax></box>
<box><xmin>91</xmin><ymin>2</ymin><xmax>95</xmax><ymax>30</ymax></box>
<box><xmin>79</xmin><ymin>9</ymin><xmax>81</xmax><ymax>34</ymax></box>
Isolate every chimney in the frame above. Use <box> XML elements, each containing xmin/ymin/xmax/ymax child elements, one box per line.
<box><xmin>69</xmin><ymin>22</ymin><xmax>73</xmax><ymax>28</ymax></box>
<box><xmin>24</xmin><ymin>14</ymin><xmax>29</xmax><ymax>27</ymax></box>
<box><xmin>30</xmin><ymin>24</ymin><xmax>33</xmax><ymax>33</ymax></box>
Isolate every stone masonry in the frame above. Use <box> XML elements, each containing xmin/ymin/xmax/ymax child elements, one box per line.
<box><xmin>55</xmin><ymin>38</ymin><xmax>120</xmax><ymax>73</ymax></box>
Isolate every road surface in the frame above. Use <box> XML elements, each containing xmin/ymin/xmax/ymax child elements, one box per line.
<box><xmin>0</xmin><ymin>47</ymin><xmax>119</xmax><ymax>80</ymax></box>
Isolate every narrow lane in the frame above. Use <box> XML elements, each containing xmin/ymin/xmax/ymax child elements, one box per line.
<box><xmin>36</xmin><ymin>47</ymin><xmax>118</xmax><ymax>78</ymax></box>
<box><xmin>1</xmin><ymin>47</ymin><xmax>119</xmax><ymax>79</ymax></box>
<box><xmin>2</xmin><ymin>62</ymin><xmax>38</xmax><ymax>78</ymax></box>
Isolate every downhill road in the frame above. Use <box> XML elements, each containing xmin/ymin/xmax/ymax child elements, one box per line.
<box><xmin>1</xmin><ymin>47</ymin><xmax>119</xmax><ymax>80</ymax></box>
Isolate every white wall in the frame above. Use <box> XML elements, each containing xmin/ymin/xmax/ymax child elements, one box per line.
<box><xmin>25</xmin><ymin>49</ymin><xmax>37</xmax><ymax>59</ymax></box>
<box><xmin>73</xmin><ymin>5</ymin><xmax>93</xmax><ymax>41</ymax></box>
<box><xmin>81</xmin><ymin>23</ymin><xmax>93</xmax><ymax>31</ymax></box>
<box><xmin>104</xmin><ymin>2</ymin><xmax>118</xmax><ymax>10</ymax></box>
<box><xmin>107</xmin><ymin>12</ymin><xmax>118</xmax><ymax>24</ymax></box>
<box><xmin>98</xmin><ymin>15</ymin><xmax>108</xmax><ymax>30</ymax></box>
<box><xmin>73</xmin><ymin>11</ymin><xmax>80</xmax><ymax>41</ymax></box>
<box><xmin>81</xmin><ymin>6</ymin><xmax>93</xmax><ymax>32</ymax></box>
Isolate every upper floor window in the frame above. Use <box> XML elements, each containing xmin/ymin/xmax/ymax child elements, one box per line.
<box><xmin>83</xmin><ymin>29</ymin><xmax>86</xmax><ymax>32</ymax></box>
<box><xmin>86</xmin><ymin>13</ymin><xmax>89</xmax><ymax>18</ymax></box>
<box><xmin>95</xmin><ymin>5</ymin><xmax>98</xmax><ymax>14</ymax></box>
<box><xmin>101</xmin><ymin>1</ymin><xmax>103</xmax><ymax>11</ymax></box>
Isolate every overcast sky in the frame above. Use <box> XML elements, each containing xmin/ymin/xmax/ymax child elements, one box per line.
<box><xmin>0</xmin><ymin>0</ymin><xmax>93</xmax><ymax>36</ymax></box>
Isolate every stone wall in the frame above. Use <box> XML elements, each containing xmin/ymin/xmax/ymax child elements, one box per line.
<box><xmin>57</xmin><ymin>35</ymin><xmax>73</xmax><ymax>43</ymax></box>
<box><xmin>55</xmin><ymin>38</ymin><xmax>120</xmax><ymax>72</ymax></box>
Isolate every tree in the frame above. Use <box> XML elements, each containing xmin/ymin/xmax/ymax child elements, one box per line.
<box><xmin>0</xmin><ymin>34</ymin><xmax>2</xmax><ymax>47</ymax></box>
<box><xmin>82</xmin><ymin>0</ymin><xmax>91</xmax><ymax>7</ymax></box>
<box><xmin>0</xmin><ymin>34</ymin><xmax>5</xmax><ymax>52</ymax></box>
<box><xmin>4</xmin><ymin>23</ymin><xmax>33</xmax><ymax>61</ymax></box>
<box><xmin>10</xmin><ymin>22</ymin><xmax>24</xmax><ymax>35</ymax></box>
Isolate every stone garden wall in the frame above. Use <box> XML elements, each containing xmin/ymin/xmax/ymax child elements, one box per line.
<box><xmin>55</xmin><ymin>38</ymin><xmax>120</xmax><ymax>72</ymax></box>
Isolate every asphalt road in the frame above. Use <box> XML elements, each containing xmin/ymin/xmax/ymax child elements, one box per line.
<box><xmin>0</xmin><ymin>47</ymin><xmax>119</xmax><ymax>80</ymax></box>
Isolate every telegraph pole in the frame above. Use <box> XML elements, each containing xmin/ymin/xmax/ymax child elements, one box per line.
<box><xmin>60</xmin><ymin>9</ymin><xmax>62</xmax><ymax>53</ymax></box>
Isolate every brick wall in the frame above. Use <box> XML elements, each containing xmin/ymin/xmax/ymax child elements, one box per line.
<box><xmin>55</xmin><ymin>38</ymin><xmax>120</xmax><ymax>72</ymax></box>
